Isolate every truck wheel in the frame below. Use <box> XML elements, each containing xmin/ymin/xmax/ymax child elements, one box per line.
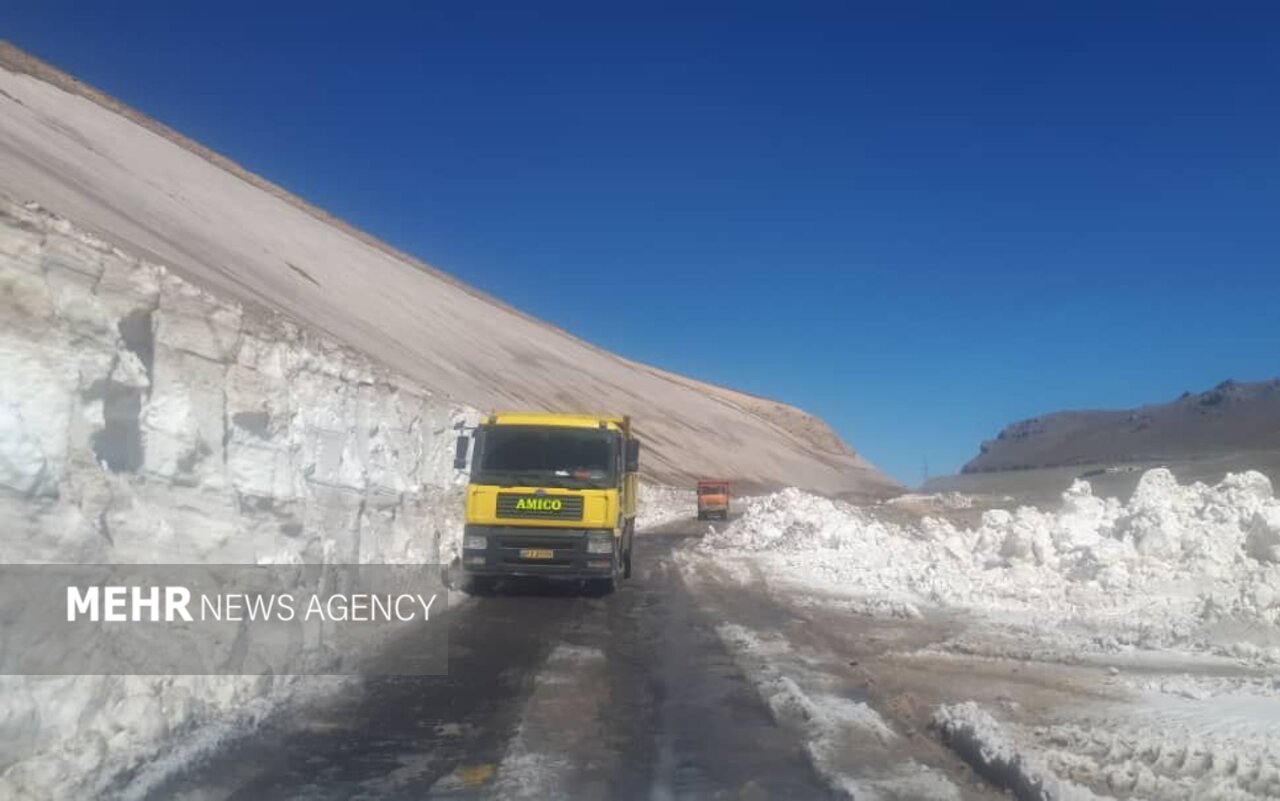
<box><xmin>585</xmin><ymin>577</ymin><xmax>615</xmax><ymax>596</ymax></box>
<box><xmin>465</xmin><ymin>576</ymin><xmax>496</xmax><ymax>596</ymax></box>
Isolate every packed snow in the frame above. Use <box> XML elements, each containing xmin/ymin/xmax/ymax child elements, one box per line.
<box><xmin>637</xmin><ymin>483</ymin><xmax>695</xmax><ymax>529</ymax></box>
<box><xmin>1031</xmin><ymin>692</ymin><xmax>1280</xmax><ymax>799</ymax></box>
<box><xmin>932</xmin><ymin>702</ymin><xmax>1104</xmax><ymax>800</ymax></box>
<box><xmin>697</xmin><ymin>469</ymin><xmax>1280</xmax><ymax>663</ymax></box>
<box><xmin>933</xmin><ymin>690</ymin><xmax>1280</xmax><ymax>800</ymax></box>
<box><xmin>887</xmin><ymin>490</ymin><xmax>978</xmax><ymax>510</ymax></box>
<box><xmin>0</xmin><ymin>201</ymin><xmax>472</xmax><ymax>799</ymax></box>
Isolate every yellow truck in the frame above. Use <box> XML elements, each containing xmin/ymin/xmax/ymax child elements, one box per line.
<box><xmin>453</xmin><ymin>412</ymin><xmax>640</xmax><ymax>594</ymax></box>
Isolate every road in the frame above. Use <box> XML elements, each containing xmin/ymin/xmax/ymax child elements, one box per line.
<box><xmin>138</xmin><ymin>523</ymin><xmax>836</xmax><ymax>800</ymax></box>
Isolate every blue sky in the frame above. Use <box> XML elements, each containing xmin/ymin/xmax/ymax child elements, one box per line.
<box><xmin>4</xmin><ymin>2</ymin><xmax>1277</xmax><ymax>484</ymax></box>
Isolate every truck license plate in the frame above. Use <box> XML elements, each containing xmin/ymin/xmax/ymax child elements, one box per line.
<box><xmin>520</xmin><ymin>548</ymin><xmax>554</xmax><ymax>560</ymax></box>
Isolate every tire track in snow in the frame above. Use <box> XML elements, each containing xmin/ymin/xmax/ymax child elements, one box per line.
<box><xmin>484</xmin><ymin>644</ymin><xmax>614</xmax><ymax>799</ymax></box>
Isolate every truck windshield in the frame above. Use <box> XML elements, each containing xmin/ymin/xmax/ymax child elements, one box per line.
<box><xmin>473</xmin><ymin>425</ymin><xmax>618</xmax><ymax>489</ymax></box>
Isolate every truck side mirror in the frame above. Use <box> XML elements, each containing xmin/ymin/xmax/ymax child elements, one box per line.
<box><xmin>453</xmin><ymin>435</ymin><xmax>470</xmax><ymax>470</ymax></box>
<box><xmin>625</xmin><ymin>439</ymin><xmax>640</xmax><ymax>472</ymax></box>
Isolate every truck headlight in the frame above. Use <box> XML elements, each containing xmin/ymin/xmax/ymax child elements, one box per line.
<box><xmin>464</xmin><ymin>534</ymin><xmax>487</xmax><ymax>550</ymax></box>
<box><xmin>586</xmin><ymin>533</ymin><xmax>614</xmax><ymax>554</ymax></box>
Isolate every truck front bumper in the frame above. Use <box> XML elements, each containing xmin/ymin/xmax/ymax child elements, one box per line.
<box><xmin>460</xmin><ymin>525</ymin><xmax>616</xmax><ymax>580</ymax></box>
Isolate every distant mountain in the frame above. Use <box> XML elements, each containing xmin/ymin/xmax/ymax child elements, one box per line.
<box><xmin>963</xmin><ymin>379</ymin><xmax>1280</xmax><ymax>473</ymax></box>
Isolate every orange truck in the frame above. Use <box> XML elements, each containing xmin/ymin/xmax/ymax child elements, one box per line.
<box><xmin>696</xmin><ymin>480</ymin><xmax>731</xmax><ymax>520</ymax></box>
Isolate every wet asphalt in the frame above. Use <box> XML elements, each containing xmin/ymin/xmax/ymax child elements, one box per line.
<box><xmin>136</xmin><ymin>524</ymin><xmax>834</xmax><ymax>800</ymax></box>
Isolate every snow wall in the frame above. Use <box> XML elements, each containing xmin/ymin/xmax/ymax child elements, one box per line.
<box><xmin>0</xmin><ymin>199</ymin><xmax>476</xmax><ymax>798</ymax></box>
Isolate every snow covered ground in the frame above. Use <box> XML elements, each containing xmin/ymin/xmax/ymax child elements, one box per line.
<box><xmin>677</xmin><ymin>469</ymin><xmax>1280</xmax><ymax>799</ymax></box>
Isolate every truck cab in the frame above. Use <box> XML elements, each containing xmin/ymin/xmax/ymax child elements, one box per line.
<box><xmin>454</xmin><ymin>412</ymin><xmax>640</xmax><ymax>593</ymax></box>
<box><xmin>697</xmin><ymin>480</ymin><xmax>731</xmax><ymax>520</ymax></box>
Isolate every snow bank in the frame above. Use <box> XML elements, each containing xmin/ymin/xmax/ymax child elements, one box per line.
<box><xmin>637</xmin><ymin>483</ymin><xmax>695</xmax><ymax>529</ymax></box>
<box><xmin>701</xmin><ymin>471</ymin><xmax>1280</xmax><ymax>660</ymax></box>
<box><xmin>0</xmin><ymin>201</ymin><xmax>474</xmax><ymax>799</ymax></box>
<box><xmin>936</xmin><ymin>689</ymin><xmax>1280</xmax><ymax>801</ymax></box>
<box><xmin>887</xmin><ymin>491</ymin><xmax>976</xmax><ymax>510</ymax></box>
<box><xmin>932</xmin><ymin>703</ymin><xmax>1104</xmax><ymax>800</ymax></box>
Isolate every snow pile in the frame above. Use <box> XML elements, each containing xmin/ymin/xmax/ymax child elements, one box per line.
<box><xmin>700</xmin><ymin>470</ymin><xmax>1280</xmax><ymax>658</ymax></box>
<box><xmin>710</xmin><ymin>487</ymin><xmax>890</xmax><ymax>551</ymax></box>
<box><xmin>887</xmin><ymin>491</ymin><xmax>976</xmax><ymax>510</ymax></box>
<box><xmin>1125</xmin><ymin>673</ymin><xmax>1280</xmax><ymax>700</ymax></box>
<box><xmin>637</xmin><ymin>483</ymin><xmax>694</xmax><ymax>529</ymax></box>
<box><xmin>0</xmin><ymin>201</ymin><xmax>473</xmax><ymax>799</ymax></box>
<box><xmin>932</xmin><ymin>703</ymin><xmax>1104</xmax><ymax>800</ymax></box>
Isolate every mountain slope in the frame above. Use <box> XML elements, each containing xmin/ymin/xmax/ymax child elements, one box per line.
<box><xmin>0</xmin><ymin>42</ymin><xmax>898</xmax><ymax>498</ymax></box>
<box><xmin>963</xmin><ymin>378</ymin><xmax>1280</xmax><ymax>473</ymax></box>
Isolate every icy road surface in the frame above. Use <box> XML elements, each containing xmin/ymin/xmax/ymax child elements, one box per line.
<box><xmin>132</xmin><ymin>524</ymin><xmax>859</xmax><ymax>800</ymax></box>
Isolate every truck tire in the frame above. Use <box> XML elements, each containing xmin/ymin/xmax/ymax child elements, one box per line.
<box><xmin>622</xmin><ymin>519</ymin><xmax>634</xmax><ymax>579</ymax></box>
<box><xmin>585</xmin><ymin>577</ymin><xmax>615</xmax><ymax>596</ymax></box>
<box><xmin>465</xmin><ymin>575</ymin><xmax>496</xmax><ymax>596</ymax></box>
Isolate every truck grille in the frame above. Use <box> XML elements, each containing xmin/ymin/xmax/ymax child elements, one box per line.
<box><xmin>497</xmin><ymin>534</ymin><xmax>582</xmax><ymax>550</ymax></box>
<box><xmin>495</xmin><ymin>493</ymin><xmax>584</xmax><ymax>520</ymax></box>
